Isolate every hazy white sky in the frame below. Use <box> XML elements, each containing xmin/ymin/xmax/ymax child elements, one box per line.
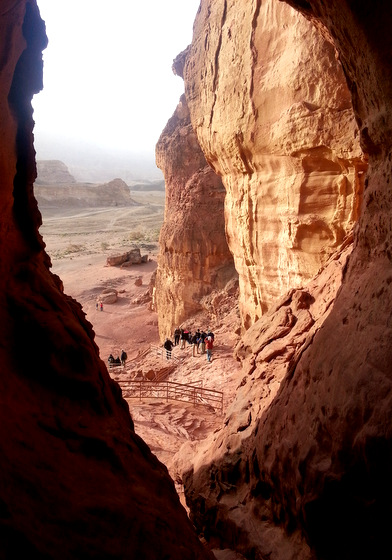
<box><xmin>32</xmin><ymin>0</ymin><xmax>200</xmax><ymax>174</ymax></box>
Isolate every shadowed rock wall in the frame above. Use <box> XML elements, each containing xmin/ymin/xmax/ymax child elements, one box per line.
<box><xmin>179</xmin><ymin>0</ymin><xmax>392</xmax><ymax>558</ymax></box>
<box><xmin>0</xmin><ymin>2</ymin><xmax>213</xmax><ymax>558</ymax></box>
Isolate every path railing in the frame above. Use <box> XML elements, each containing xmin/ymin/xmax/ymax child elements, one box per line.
<box><xmin>150</xmin><ymin>344</ymin><xmax>185</xmax><ymax>364</ymax></box>
<box><xmin>119</xmin><ymin>380</ymin><xmax>224</xmax><ymax>415</ymax></box>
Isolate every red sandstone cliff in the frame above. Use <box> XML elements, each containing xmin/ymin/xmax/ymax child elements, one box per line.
<box><xmin>0</xmin><ymin>2</ymin><xmax>212</xmax><ymax>558</ymax></box>
<box><xmin>155</xmin><ymin>92</ymin><xmax>237</xmax><ymax>340</ymax></box>
<box><xmin>183</xmin><ymin>0</ymin><xmax>366</xmax><ymax>330</ymax></box>
<box><xmin>1</xmin><ymin>0</ymin><xmax>392</xmax><ymax>559</ymax></box>
<box><xmin>172</xmin><ymin>0</ymin><xmax>392</xmax><ymax>558</ymax></box>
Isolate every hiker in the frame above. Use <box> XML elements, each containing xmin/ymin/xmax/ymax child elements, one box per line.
<box><xmin>205</xmin><ymin>335</ymin><xmax>214</xmax><ymax>363</ymax></box>
<box><xmin>174</xmin><ymin>327</ymin><xmax>181</xmax><ymax>346</ymax></box>
<box><xmin>200</xmin><ymin>331</ymin><xmax>207</xmax><ymax>354</ymax></box>
<box><xmin>180</xmin><ymin>328</ymin><xmax>186</xmax><ymax>349</ymax></box>
<box><xmin>95</xmin><ymin>301</ymin><xmax>99</xmax><ymax>311</ymax></box>
<box><xmin>195</xmin><ymin>329</ymin><xmax>202</xmax><ymax>353</ymax></box>
<box><xmin>120</xmin><ymin>349</ymin><xmax>128</xmax><ymax>367</ymax></box>
<box><xmin>107</xmin><ymin>354</ymin><xmax>115</xmax><ymax>367</ymax></box>
<box><xmin>207</xmin><ymin>329</ymin><xmax>215</xmax><ymax>342</ymax></box>
<box><xmin>100</xmin><ymin>301</ymin><xmax>103</xmax><ymax>311</ymax></box>
<box><xmin>191</xmin><ymin>332</ymin><xmax>199</xmax><ymax>357</ymax></box>
<box><xmin>163</xmin><ymin>338</ymin><xmax>174</xmax><ymax>360</ymax></box>
<box><xmin>114</xmin><ymin>356</ymin><xmax>121</xmax><ymax>365</ymax></box>
<box><xmin>183</xmin><ymin>329</ymin><xmax>190</xmax><ymax>346</ymax></box>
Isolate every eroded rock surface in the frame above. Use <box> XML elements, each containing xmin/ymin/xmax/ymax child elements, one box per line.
<box><xmin>0</xmin><ymin>2</ymin><xmax>213</xmax><ymax>558</ymax></box>
<box><xmin>183</xmin><ymin>0</ymin><xmax>366</xmax><ymax>329</ymax></box>
<box><xmin>35</xmin><ymin>176</ymin><xmax>136</xmax><ymax>208</ymax></box>
<box><xmin>155</xmin><ymin>93</ymin><xmax>237</xmax><ymax>340</ymax></box>
<box><xmin>36</xmin><ymin>159</ymin><xmax>77</xmax><ymax>184</ymax></box>
<box><xmin>182</xmin><ymin>237</ymin><xmax>353</xmax><ymax>559</ymax></box>
<box><xmin>178</xmin><ymin>1</ymin><xmax>392</xmax><ymax>559</ymax></box>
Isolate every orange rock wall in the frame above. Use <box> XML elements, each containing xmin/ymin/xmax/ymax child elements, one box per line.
<box><xmin>180</xmin><ymin>0</ymin><xmax>392</xmax><ymax>558</ymax></box>
<box><xmin>0</xmin><ymin>3</ymin><xmax>213</xmax><ymax>558</ymax></box>
<box><xmin>183</xmin><ymin>0</ymin><xmax>365</xmax><ymax>329</ymax></box>
<box><xmin>155</xmin><ymin>93</ymin><xmax>236</xmax><ymax>340</ymax></box>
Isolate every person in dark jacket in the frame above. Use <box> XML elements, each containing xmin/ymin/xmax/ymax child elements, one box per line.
<box><xmin>120</xmin><ymin>349</ymin><xmax>128</xmax><ymax>366</ymax></box>
<box><xmin>163</xmin><ymin>338</ymin><xmax>174</xmax><ymax>359</ymax></box>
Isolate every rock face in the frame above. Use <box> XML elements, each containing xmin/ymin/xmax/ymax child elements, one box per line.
<box><xmin>176</xmin><ymin>1</ymin><xmax>392</xmax><ymax>559</ymax></box>
<box><xmin>106</xmin><ymin>247</ymin><xmax>148</xmax><ymax>267</ymax></box>
<box><xmin>2</xmin><ymin>0</ymin><xmax>392</xmax><ymax>559</ymax></box>
<box><xmin>0</xmin><ymin>2</ymin><xmax>213</xmax><ymax>558</ymax></box>
<box><xmin>183</xmin><ymin>0</ymin><xmax>366</xmax><ymax>329</ymax></box>
<box><xmin>155</xmin><ymin>93</ymin><xmax>237</xmax><ymax>340</ymax></box>
<box><xmin>36</xmin><ymin>159</ymin><xmax>76</xmax><ymax>184</ymax></box>
<box><xmin>35</xmin><ymin>176</ymin><xmax>137</xmax><ymax>208</ymax></box>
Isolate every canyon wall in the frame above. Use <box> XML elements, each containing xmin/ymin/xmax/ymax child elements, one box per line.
<box><xmin>0</xmin><ymin>2</ymin><xmax>212</xmax><ymax>558</ymax></box>
<box><xmin>183</xmin><ymin>0</ymin><xmax>365</xmax><ymax>329</ymax></box>
<box><xmin>155</xmin><ymin>91</ymin><xmax>236</xmax><ymax>340</ymax></box>
<box><xmin>178</xmin><ymin>0</ymin><xmax>392</xmax><ymax>558</ymax></box>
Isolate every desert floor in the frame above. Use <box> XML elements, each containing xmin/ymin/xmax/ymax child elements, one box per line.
<box><xmin>39</xmin><ymin>195</ymin><xmax>243</xmax><ymax>494</ymax></box>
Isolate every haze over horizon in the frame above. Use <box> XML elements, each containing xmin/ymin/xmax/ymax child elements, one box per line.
<box><xmin>32</xmin><ymin>0</ymin><xmax>201</xmax><ymax>183</ymax></box>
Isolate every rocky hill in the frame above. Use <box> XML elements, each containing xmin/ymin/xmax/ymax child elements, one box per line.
<box><xmin>36</xmin><ymin>159</ymin><xmax>76</xmax><ymax>184</ymax></box>
<box><xmin>35</xmin><ymin>161</ymin><xmax>138</xmax><ymax>208</ymax></box>
<box><xmin>156</xmin><ymin>0</ymin><xmax>389</xmax><ymax>559</ymax></box>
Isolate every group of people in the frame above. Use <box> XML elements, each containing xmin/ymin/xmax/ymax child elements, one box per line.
<box><xmin>108</xmin><ymin>349</ymin><xmax>128</xmax><ymax>367</ymax></box>
<box><xmin>166</xmin><ymin>327</ymin><xmax>215</xmax><ymax>362</ymax></box>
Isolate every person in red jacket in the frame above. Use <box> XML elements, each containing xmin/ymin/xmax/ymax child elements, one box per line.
<box><xmin>205</xmin><ymin>335</ymin><xmax>214</xmax><ymax>363</ymax></box>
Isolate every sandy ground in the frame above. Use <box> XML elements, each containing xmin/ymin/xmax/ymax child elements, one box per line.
<box><xmin>39</xmin><ymin>201</ymin><xmax>243</xmax><ymax>493</ymax></box>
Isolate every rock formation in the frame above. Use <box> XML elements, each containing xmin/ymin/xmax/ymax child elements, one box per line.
<box><xmin>174</xmin><ymin>1</ymin><xmax>392</xmax><ymax>558</ymax></box>
<box><xmin>106</xmin><ymin>247</ymin><xmax>148</xmax><ymax>267</ymax></box>
<box><xmin>155</xmin><ymin>92</ymin><xmax>237</xmax><ymax>340</ymax></box>
<box><xmin>0</xmin><ymin>2</ymin><xmax>213</xmax><ymax>558</ymax></box>
<box><xmin>183</xmin><ymin>0</ymin><xmax>366</xmax><ymax>329</ymax></box>
<box><xmin>36</xmin><ymin>159</ymin><xmax>77</xmax><ymax>184</ymax></box>
<box><xmin>35</xmin><ymin>174</ymin><xmax>137</xmax><ymax>208</ymax></box>
<box><xmin>1</xmin><ymin>0</ymin><xmax>392</xmax><ymax>558</ymax></box>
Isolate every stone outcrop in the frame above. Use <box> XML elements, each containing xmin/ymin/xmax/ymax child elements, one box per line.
<box><xmin>155</xmin><ymin>93</ymin><xmax>237</xmax><ymax>340</ymax></box>
<box><xmin>35</xmin><ymin>176</ymin><xmax>137</xmax><ymax>208</ymax></box>
<box><xmin>2</xmin><ymin>0</ymin><xmax>392</xmax><ymax>558</ymax></box>
<box><xmin>0</xmin><ymin>2</ymin><xmax>213</xmax><ymax>558</ymax></box>
<box><xmin>182</xmin><ymin>236</ymin><xmax>353</xmax><ymax>559</ymax></box>
<box><xmin>183</xmin><ymin>0</ymin><xmax>366</xmax><ymax>329</ymax></box>
<box><xmin>176</xmin><ymin>1</ymin><xmax>392</xmax><ymax>558</ymax></box>
<box><xmin>106</xmin><ymin>247</ymin><xmax>148</xmax><ymax>267</ymax></box>
<box><xmin>36</xmin><ymin>159</ymin><xmax>77</xmax><ymax>184</ymax></box>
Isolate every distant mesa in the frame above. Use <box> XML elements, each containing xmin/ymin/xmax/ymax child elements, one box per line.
<box><xmin>34</xmin><ymin>160</ymin><xmax>140</xmax><ymax>209</ymax></box>
<box><xmin>129</xmin><ymin>179</ymin><xmax>165</xmax><ymax>192</ymax></box>
<box><xmin>36</xmin><ymin>160</ymin><xmax>76</xmax><ymax>185</ymax></box>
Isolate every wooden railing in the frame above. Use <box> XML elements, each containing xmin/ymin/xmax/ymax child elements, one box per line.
<box><xmin>119</xmin><ymin>380</ymin><xmax>224</xmax><ymax>415</ymax></box>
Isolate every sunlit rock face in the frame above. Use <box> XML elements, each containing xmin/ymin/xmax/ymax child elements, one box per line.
<box><xmin>180</xmin><ymin>0</ymin><xmax>392</xmax><ymax>558</ymax></box>
<box><xmin>155</xmin><ymin>92</ymin><xmax>236</xmax><ymax>340</ymax></box>
<box><xmin>0</xmin><ymin>2</ymin><xmax>213</xmax><ymax>558</ymax></box>
<box><xmin>183</xmin><ymin>0</ymin><xmax>365</xmax><ymax>329</ymax></box>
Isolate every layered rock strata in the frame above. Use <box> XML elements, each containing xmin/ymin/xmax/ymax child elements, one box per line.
<box><xmin>0</xmin><ymin>2</ymin><xmax>212</xmax><ymax>558</ymax></box>
<box><xmin>155</xmin><ymin>93</ymin><xmax>237</xmax><ymax>340</ymax></box>
<box><xmin>179</xmin><ymin>0</ymin><xmax>392</xmax><ymax>558</ymax></box>
<box><xmin>183</xmin><ymin>0</ymin><xmax>365</xmax><ymax>329</ymax></box>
